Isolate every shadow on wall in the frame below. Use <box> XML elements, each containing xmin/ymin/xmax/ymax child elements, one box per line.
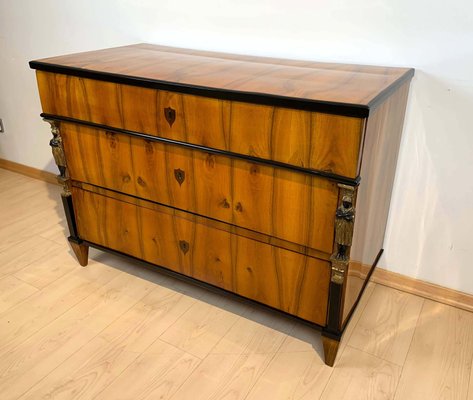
<box><xmin>383</xmin><ymin>70</ymin><xmax>473</xmax><ymax>293</ymax></box>
<box><xmin>45</xmin><ymin>158</ymin><xmax>57</xmax><ymax>174</ymax></box>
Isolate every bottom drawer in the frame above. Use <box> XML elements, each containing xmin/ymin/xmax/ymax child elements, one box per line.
<box><xmin>72</xmin><ymin>186</ymin><xmax>330</xmax><ymax>326</ymax></box>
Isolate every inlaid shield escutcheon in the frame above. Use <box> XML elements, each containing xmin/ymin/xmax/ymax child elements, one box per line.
<box><xmin>174</xmin><ymin>168</ymin><xmax>185</xmax><ymax>186</ymax></box>
<box><xmin>164</xmin><ymin>106</ymin><xmax>176</xmax><ymax>127</ymax></box>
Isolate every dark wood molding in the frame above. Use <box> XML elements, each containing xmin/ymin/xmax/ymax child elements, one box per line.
<box><xmin>69</xmin><ymin>238</ymin><xmax>89</xmax><ymax>267</ymax></box>
<box><xmin>61</xmin><ymin>194</ymin><xmax>79</xmax><ymax>238</ymax></box>
<box><xmin>322</xmin><ymin>336</ymin><xmax>340</xmax><ymax>367</ymax></box>
<box><xmin>30</xmin><ymin>61</ymin><xmax>372</xmax><ymax>118</ymax></box>
<box><xmin>30</xmin><ymin>46</ymin><xmax>414</xmax><ymax>118</ymax></box>
<box><xmin>325</xmin><ymin>280</ymin><xmax>344</xmax><ymax>334</ymax></box>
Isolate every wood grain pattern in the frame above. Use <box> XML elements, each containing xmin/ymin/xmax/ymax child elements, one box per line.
<box><xmin>338</xmin><ymin>282</ymin><xmax>375</xmax><ymax>355</ymax></box>
<box><xmin>13</xmin><ymin>249</ymin><xmax>78</xmax><ymax>289</ymax></box>
<box><xmin>37</xmin><ymin>73</ymin><xmax>365</xmax><ymax>178</ymax></box>
<box><xmin>19</xmin><ymin>285</ymin><xmax>196</xmax><ymax>400</ymax></box>
<box><xmin>61</xmin><ymin>122</ymin><xmax>339</xmax><ymax>253</ymax></box>
<box><xmin>93</xmin><ymin>339</ymin><xmax>200</xmax><ymax>400</ymax></box>
<box><xmin>322</xmin><ymin>336</ymin><xmax>340</xmax><ymax>367</ymax></box>
<box><xmin>171</xmin><ymin>352</ymin><xmax>275</xmax><ymax>400</ymax></box>
<box><xmin>0</xmin><ymin>235</ymin><xmax>62</xmax><ymax>278</ymax></box>
<box><xmin>30</xmin><ymin>44</ymin><xmax>415</xmax><ymax>368</ymax></box>
<box><xmin>0</xmin><ymin>258</ymin><xmax>119</xmax><ymax>355</ymax></box>
<box><xmin>469</xmin><ymin>363</ymin><xmax>473</xmax><ymax>400</ymax></box>
<box><xmin>76</xmin><ymin>182</ymin><xmax>332</xmax><ymax>261</ymax></box>
<box><xmin>348</xmin><ymin>285</ymin><xmax>424</xmax><ymax>366</ymax></box>
<box><xmin>394</xmin><ymin>300</ymin><xmax>473</xmax><ymax>400</ymax></box>
<box><xmin>320</xmin><ymin>346</ymin><xmax>402</xmax><ymax>400</ymax></box>
<box><xmin>0</xmin><ymin>271</ymin><xmax>156</xmax><ymax>400</ymax></box>
<box><xmin>342</xmin><ymin>80</ymin><xmax>412</xmax><ymax>325</ymax></box>
<box><xmin>159</xmin><ymin>292</ymin><xmax>246</xmax><ymax>359</ymax></box>
<box><xmin>69</xmin><ymin>241</ymin><xmax>89</xmax><ymax>266</ymax></box>
<box><xmin>246</xmin><ymin>351</ymin><xmax>332</xmax><ymax>400</ymax></box>
<box><xmin>210</xmin><ymin>306</ymin><xmax>294</xmax><ymax>355</ymax></box>
<box><xmin>0</xmin><ymin>275</ymin><xmax>38</xmax><ymax>314</ymax></box>
<box><xmin>0</xmin><ymin>180</ymin><xmax>60</xmax><ymax>231</ymax></box>
<box><xmin>0</xmin><ymin>206</ymin><xmax>63</xmax><ymax>254</ymax></box>
<box><xmin>32</xmin><ymin>43</ymin><xmax>413</xmax><ymax>107</ymax></box>
<box><xmin>2</xmin><ymin>169</ymin><xmax>473</xmax><ymax>400</ymax></box>
<box><xmin>72</xmin><ymin>185</ymin><xmax>331</xmax><ymax>326</ymax></box>
<box><xmin>171</xmin><ymin>307</ymin><xmax>293</xmax><ymax>400</ymax></box>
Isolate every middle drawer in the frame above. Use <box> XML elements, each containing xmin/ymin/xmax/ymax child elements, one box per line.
<box><xmin>61</xmin><ymin>122</ymin><xmax>339</xmax><ymax>254</ymax></box>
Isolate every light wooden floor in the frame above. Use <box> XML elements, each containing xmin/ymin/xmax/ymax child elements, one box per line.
<box><xmin>1</xmin><ymin>168</ymin><xmax>473</xmax><ymax>400</ymax></box>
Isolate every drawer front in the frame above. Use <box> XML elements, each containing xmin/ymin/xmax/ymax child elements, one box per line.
<box><xmin>37</xmin><ymin>71</ymin><xmax>364</xmax><ymax>178</ymax></box>
<box><xmin>72</xmin><ymin>186</ymin><xmax>330</xmax><ymax>325</ymax></box>
<box><xmin>61</xmin><ymin>122</ymin><xmax>338</xmax><ymax>254</ymax></box>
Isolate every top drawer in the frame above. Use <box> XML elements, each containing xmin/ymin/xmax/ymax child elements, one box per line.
<box><xmin>36</xmin><ymin>71</ymin><xmax>364</xmax><ymax>179</ymax></box>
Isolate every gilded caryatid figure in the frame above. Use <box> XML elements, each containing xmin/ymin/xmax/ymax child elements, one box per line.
<box><xmin>44</xmin><ymin>118</ymin><xmax>70</xmax><ymax>196</ymax></box>
<box><xmin>330</xmin><ymin>185</ymin><xmax>356</xmax><ymax>284</ymax></box>
<box><xmin>334</xmin><ymin>194</ymin><xmax>355</xmax><ymax>257</ymax></box>
<box><xmin>47</xmin><ymin>120</ymin><xmax>66</xmax><ymax>177</ymax></box>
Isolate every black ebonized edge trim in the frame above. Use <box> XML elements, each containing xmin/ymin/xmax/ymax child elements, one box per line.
<box><xmin>323</xmin><ymin>279</ymin><xmax>344</xmax><ymax>337</ymax></box>
<box><xmin>61</xmin><ymin>194</ymin><xmax>78</xmax><ymax>238</ymax></box>
<box><xmin>321</xmin><ymin>248</ymin><xmax>384</xmax><ymax>340</ymax></box>
<box><xmin>78</xmin><ymin>238</ymin><xmax>326</xmax><ymax>331</ymax></box>
<box><xmin>30</xmin><ymin>61</ymin><xmax>370</xmax><ymax>118</ymax></box>
<box><xmin>60</xmin><ymin>192</ymin><xmax>84</xmax><ymax>247</ymax></box>
<box><xmin>41</xmin><ymin>113</ymin><xmax>361</xmax><ymax>186</ymax></box>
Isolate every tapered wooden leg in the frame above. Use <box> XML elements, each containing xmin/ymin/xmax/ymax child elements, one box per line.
<box><xmin>70</xmin><ymin>241</ymin><xmax>89</xmax><ymax>266</ymax></box>
<box><xmin>322</xmin><ymin>335</ymin><xmax>340</xmax><ymax>367</ymax></box>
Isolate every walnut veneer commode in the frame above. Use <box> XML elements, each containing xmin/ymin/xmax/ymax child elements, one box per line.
<box><xmin>30</xmin><ymin>44</ymin><xmax>413</xmax><ymax>366</ymax></box>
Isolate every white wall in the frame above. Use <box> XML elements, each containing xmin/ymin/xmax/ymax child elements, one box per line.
<box><xmin>1</xmin><ymin>0</ymin><xmax>472</xmax><ymax>293</ymax></box>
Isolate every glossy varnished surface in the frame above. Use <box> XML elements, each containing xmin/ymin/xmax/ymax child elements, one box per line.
<box><xmin>77</xmin><ymin>182</ymin><xmax>332</xmax><ymax>262</ymax></box>
<box><xmin>31</xmin><ymin>43</ymin><xmax>413</xmax><ymax>112</ymax></box>
<box><xmin>72</xmin><ymin>185</ymin><xmax>331</xmax><ymax>325</ymax></box>
<box><xmin>2</xmin><ymin>169</ymin><xmax>473</xmax><ymax>400</ymax></box>
<box><xmin>37</xmin><ymin>73</ymin><xmax>365</xmax><ymax>178</ymax></box>
<box><xmin>343</xmin><ymin>80</ymin><xmax>411</xmax><ymax>326</ymax></box>
<box><xmin>61</xmin><ymin>123</ymin><xmax>339</xmax><ymax>253</ymax></box>
<box><xmin>31</xmin><ymin>44</ymin><xmax>414</xmax><ymax>367</ymax></box>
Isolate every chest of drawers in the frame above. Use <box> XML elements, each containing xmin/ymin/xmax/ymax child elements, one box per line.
<box><xmin>30</xmin><ymin>44</ymin><xmax>413</xmax><ymax>366</ymax></box>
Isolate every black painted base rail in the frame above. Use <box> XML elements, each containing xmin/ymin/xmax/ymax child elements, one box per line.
<box><xmin>75</xmin><ymin>237</ymin><xmax>326</xmax><ymax>330</ymax></box>
<box><xmin>66</xmin><ymin>236</ymin><xmax>382</xmax><ymax>343</ymax></box>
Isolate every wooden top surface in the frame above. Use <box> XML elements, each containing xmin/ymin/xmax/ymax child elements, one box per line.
<box><xmin>30</xmin><ymin>43</ymin><xmax>414</xmax><ymax>116</ymax></box>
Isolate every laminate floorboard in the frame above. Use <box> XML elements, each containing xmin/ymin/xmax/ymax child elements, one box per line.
<box><xmin>0</xmin><ymin>275</ymin><xmax>38</xmax><ymax>314</ymax></box>
<box><xmin>348</xmin><ymin>285</ymin><xmax>424</xmax><ymax>366</ymax></box>
<box><xmin>0</xmin><ymin>168</ymin><xmax>472</xmax><ymax>400</ymax></box>
<box><xmin>394</xmin><ymin>300</ymin><xmax>473</xmax><ymax>400</ymax></box>
<box><xmin>18</xmin><ymin>285</ymin><xmax>197</xmax><ymax>400</ymax></box>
